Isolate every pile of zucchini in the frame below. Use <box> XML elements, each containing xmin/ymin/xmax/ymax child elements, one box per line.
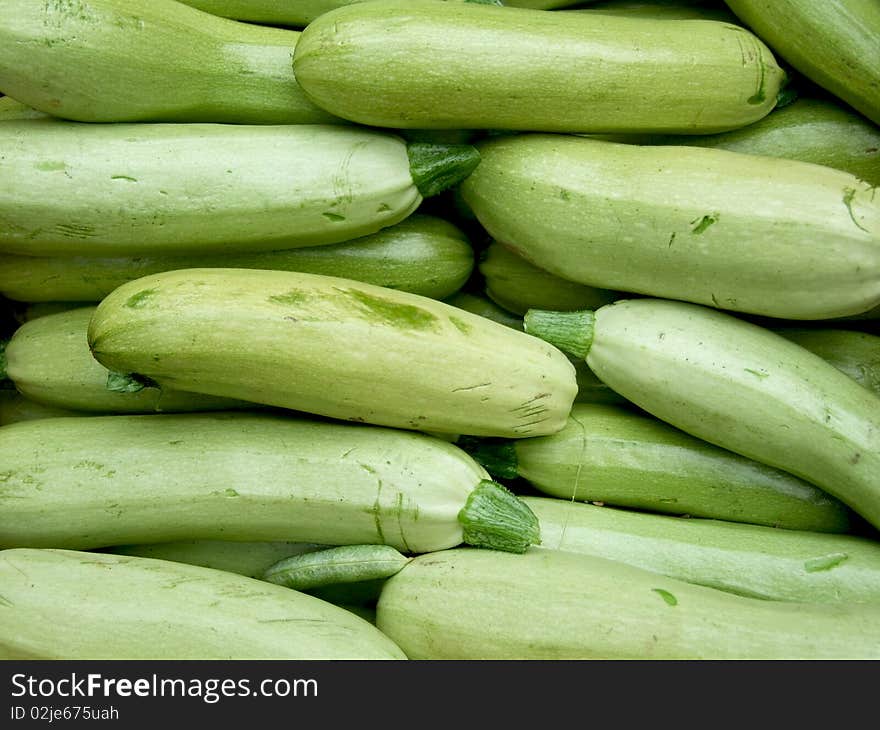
<box><xmin>0</xmin><ymin>0</ymin><xmax>879</xmax><ymax>660</ymax></box>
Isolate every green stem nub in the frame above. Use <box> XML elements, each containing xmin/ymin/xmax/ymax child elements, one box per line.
<box><xmin>262</xmin><ymin>544</ymin><xmax>410</xmax><ymax>591</ymax></box>
<box><xmin>456</xmin><ymin>436</ymin><xmax>519</xmax><ymax>480</ymax></box>
<box><xmin>407</xmin><ymin>142</ymin><xmax>481</xmax><ymax>198</ymax></box>
<box><xmin>106</xmin><ymin>370</ymin><xmax>159</xmax><ymax>393</ymax></box>
<box><xmin>523</xmin><ymin>309</ymin><xmax>595</xmax><ymax>360</ymax></box>
<box><xmin>459</xmin><ymin>480</ymin><xmax>540</xmax><ymax>554</ymax></box>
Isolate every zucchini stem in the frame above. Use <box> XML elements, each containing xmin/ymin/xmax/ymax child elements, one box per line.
<box><xmin>524</xmin><ymin>309</ymin><xmax>595</xmax><ymax>360</ymax></box>
<box><xmin>456</xmin><ymin>436</ymin><xmax>519</xmax><ymax>480</ymax></box>
<box><xmin>105</xmin><ymin>370</ymin><xmax>159</xmax><ymax>393</ymax></box>
<box><xmin>459</xmin><ymin>480</ymin><xmax>540</xmax><ymax>554</ymax></box>
<box><xmin>407</xmin><ymin>142</ymin><xmax>481</xmax><ymax>198</ymax></box>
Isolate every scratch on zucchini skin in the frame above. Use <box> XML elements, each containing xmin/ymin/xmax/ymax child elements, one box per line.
<box><xmin>804</xmin><ymin>553</ymin><xmax>848</xmax><ymax>573</ymax></box>
<box><xmin>124</xmin><ymin>288</ymin><xmax>158</xmax><ymax>308</ymax></box>
<box><xmin>343</xmin><ymin>288</ymin><xmax>439</xmax><ymax>330</ymax></box>
<box><xmin>652</xmin><ymin>588</ymin><xmax>678</xmax><ymax>606</ymax></box>
<box><xmin>690</xmin><ymin>214</ymin><xmax>718</xmax><ymax>234</ymax></box>
<box><xmin>843</xmin><ymin>188</ymin><xmax>869</xmax><ymax>233</ymax></box>
<box><xmin>364</xmin><ymin>464</ymin><xmax>385</xmax><ymax>545</ymax></box>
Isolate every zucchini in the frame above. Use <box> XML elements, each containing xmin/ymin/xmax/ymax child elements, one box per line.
<box><xmin>0</xmin><ymin>0</ymin><xmax>340</xmax><ymax>124</ymax></box>
<box><xmin>0</xmin><ymin>548</ymin><xmax>406</xmax><ymax>659</ymax></box>
<box><xmin>460</xmin><ymin>134</ymin><xmax>880</xmax><ymax>320</ymax></box>
<box><xmin>479</xmin><ymin>240</ymin><xmax>620</xmax><ymax>316</ymax></box>
<box><xmin>293</xmin><ymin>0</ymin><xmax>783</xmax><ymax>133</ymax></box>
<box><xmin>0</xmin><ymin>214</ymin><xmax>474</xmax><ymax>303</ymax></box>
<box><xmin>0</xmin><ymin>411</ymin><xmax>540</xmax><ymax>554</ymax></box>
<box><xmin>12</xmin><ymin>302</ymin><xmax>92</xmax><ymax>324</ymax></box>
<box><xmin>460</xmin><ymin>402</ymin><xmax>852</xmax><ymax>532</ymax></box>
<box><xmin>0</xmin><ymin>96</ymin><xmax>48</xmax><ymax>122</ymax></box>
<box><xmin>524</xmin><ymin>298</ymin><xmax>880</xmax><ymax>530</ymax></box>
<box><xmin>0</xmin><ymin>390</ymin><xmax>87</xmax><ymax>426</ymax></box>
<box><xmin>0</xmin><ymin>122</ymin><xmax>478</xmax><ymax>257</ymax></box>
<box><xmin>573</xmin><ymin>0</ymin><xmax>737</xmax><ymax>22</ymax></box>
<box><xmin>725</xmin><ymin>0</ymin><xmax>880</xmax><ymax>125</ymax></box>
<box><xmin>375</xmin><ymin>547</ymin><xmax>880</xmax><ymax>659</ymax></box>
<box><xmin>87</xmin><ymin>268</ymin><xmax>577</xmax><ymax>438</ymax></box>
<box><xmin>527</xmin><ymin>496</ymin><xmax>880</xmax><ymax>603</ymax></box>
<box><xmin>5</xmin><ymin>307</ymin><xmax>249</xmax><ymax>413</ymax></box>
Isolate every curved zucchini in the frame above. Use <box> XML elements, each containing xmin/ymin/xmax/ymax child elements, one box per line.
<box><xmin>524</xmin><ymin>299</ymin><xmax>880</xmax><ymax>530</ymax></box>
<box><xmin>0</xmin><ymin>96</ymin><xmax>49</xmax><ymax>122</ymax></box>
<box><xmin>12</xmin><ymin>302</ymin><xmax>93</xmax><ymax>324</ymax></box>
<box><xmin>460</xmin><ymin>402</ymin><xmax>852</xmax><ymax>532</ymax></box>
<box><xmin>293</xmin><ymin>0</ymin><xmax>783</xmax><ymax>133</ymax></box>
<box><xmin>0</xmin><ymin>122</ymin><xmax>482</xmax><ymax>257</ymax></box>
<box><xmin>87</xmin><ymin>269</ymin><xmax>577</xmax><ymax>438</ymax></box>
<box><xmin>573</xmin><ymin>0</ymin><xmax>737</xmax><ymax>22</ymax></box>
<box><xmin>527</xmin><ymin>497</ymin><xmax>880</xmax><ymax>603</ymax></box>
<box><xmin>461</xmin><ymin>134</ymin><xmax>880</xmax><ymax>320</ymax></box>
<box><xmin>0</xmin><ymin>390</ymin><xmax>87</xmax><ymax>425</ymax></box>
<box><xmin>5</xmin><ymin>307</ymin><xmax>249</xmax><ymax>413</ymax></box>
<box><xmin>0</xmin><ymin>412</ymin><xmax>539</xmax><ymax>554</ymax></box>
<box><xmin>725</xmin><ymin>0</ymin><xmax>880</xmax><ymax>125</ymax></box>
<box><xmin>0</xmin><ymin>548</ymin><xmax>405</xmax><ymax>659</ymax></box>
<box><xmin>0</xmin><ymin>0</ymin><xmax>341</xmax><ymax>124</ymax></box>
<box><xmin>479</xmin><ymin>240</ymin><xmax>620</xmax><ymax>316</ymax></box>
<box><xmin>375</xmin><ymin>547</ymin><xmax>880</xmax><ymax>659</ymax></box>
<box><xmin>0</xmin><ymin>215</ymin><xmax>474</xmax><ymax>303</ymax></box>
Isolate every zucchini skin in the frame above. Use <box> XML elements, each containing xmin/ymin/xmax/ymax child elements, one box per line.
<box><xmin>0</xmin><ymin>122</ymin><xmax>421</xmax><ymax>257</ymax></box>
<box><xmin>725</xmin><ymin>0</ymin><xmax>880</xmax><ymax>125</ymax></box>
<box><xmin>0</xmin><ymin>0</ymin><xmax>340</xmax><ymax>124</ymax></box>
<box><xmin>549</xmin><ymin>299</ymin><xmax>880</xmax><ymax>530</ymax></box>
<box><xmin>461</xmin><ymin>134</ymin><xmax>880</xmax><ymax>320</ymax></box>
<box><xmin>0</xmin><ymin>390</ymin><xmax>87</xmax><ymax>425</ymax></box>
<box><xmin>0</xmin><ymin>412</ymin><xmax>489</xmax><ymax>552</ymax></box>
<box><xmin>5</xmin><ymin>306</ymin><xmax>249</xmax><ymax>414</ymax></box>
<box><xmin>375</xmin><ymin>547</ymin><xmax>880</xmax><ymax>659</ymax></box>
<box><xmin>527</xmin><ymin>497</ymin><xmax>880</xmax><ymax>603</ymax></box>
<box><xmin>0</xmin><ymin>96</ymin><xmax>49</xmax><ymax>122</ymax></box>
<box><xmin>0</xmin><ymin>214</ymin><xmax>474</xmax><ymax>303</ymax></box>
<box><xmin>0</xmin><ymin>549</ymin><xmax>406</xmax><ymax>659</ymax></box>
<box><xmin>477</xmin><ymin>402</ymin><xmax>853</xmax><ymax>532</ymax></box>
<box><xmin>87</xmin><ymin>269</ymin><xmax>577</xmax><ymax>438</ymax></box>
<box><xmin>293</xmin><ymin>0</ymin><xmax>783</xmax><ymax>133</ymax></box>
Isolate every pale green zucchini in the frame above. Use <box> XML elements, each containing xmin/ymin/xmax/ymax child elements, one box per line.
<box><xmin>87</xmin><ymin>269</ymin><xmax>577</xmax><ymax>437</ymax></box>
<box><xmin>461</xmin><ymin>134</ymin><xmax>880</xmax><ymax>320</ymax></box>
<box><xmin>460</xmin><ymin>402</ymin><xmax>852</xmax><ymax>532</ymax></box>
<box><xmin>375</xmin><ymin>547</ymin><xmax>880</xmax><ymax>659</ymax></box>
<box><xmin>525</xmin><ymin>298</ymin><xmax>880</xmax><ymax>530</ymax></box>
<box><xmin>0</xmin><ymin>390</ymin><xmax>93</xmax><ymax>425</ymax></box>
<box><xmin>12</xmin><ymin>302</ymin><xmax>93</xmax><ymax>324</ymax></box>
<box><xmin>105</xmin><ymin>541</ymin><xmax>323</xmax><ymax>579</ymax></box>
<box><xmin>0</xmin><ymin>548</ymin><xmax>405</xmax><ymax>659</ymax></box>
<box><xmin>479</xmin><ymin>240</ymin><xmax>620</xmax><ymax>316</ymax></box>
<box><xmin>573</xmin><ymin>0</ymin><xmax>737</xmax><ymax>22</ymax></box>
<box><xmin>293</xmin><ymin>0</ymin><xmax>783</xmax><ymax>133</ymax></box>
<box><xmin>5</xmin><ymin>307</ymin><xmax>249</xmax><ymax>413</ymax></box>
<box><xmin>527</xmin><ymin>497</ymin><xmax>880</xmax><ymax>603</ymax></box>
<box><xmin>0</xmin><ymin>96</ymin><xmax>49</xmax><ymax>121</ymax></box>
<box><xmin>0</xmin><ymin>214</ymin><xmax>474</xmax><ymax>303</ymax></box>
<box><xmin>725</xmin><ymin>0</ymin><xmax>880</xmax><ymax>125</ymax></box>
<box><xmin>263</xmin><ymin>545</ymin><xmax>410</xmax><ymax>591</ymax></box>
<box><xmin>0</xmin><ymin>122</ymin><xmax>477</xmax><ymax>257</ymax></box>
<box><xmin>0</xmin><ymin>0</ymin><xmax>341</xmax><ymax>124</ymax></box>
<box><xmin>0</xmin><ymin>412</ymin><xmax>539</xmax><ymax>553</ymax></box>
<box><xmin>443</xmin><ymin>290</ymin><xmax>525</xmax><ymax>331</ymax></box>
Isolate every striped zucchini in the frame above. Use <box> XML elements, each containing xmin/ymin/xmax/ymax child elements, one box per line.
<box><xmin>292</xmin><ymin>0</ymin><xmax>783</xmax><ymax>133</ymax></box>
<box><xmin>0</xmin><ymin>548</ymin><xmax>405</xmax><ymax>659</ymax></box>
<box><xmin>0</xmin><ymin>122</ymin><xmax>477</xmax><ymax>257</ymax></box>
<box><xmin>0</xmin><ymin>412</ymin><xmax>539</xmax><ymax>554</ymax></box>
<box><xmin>479</xmin><ymin>240</ymin><xmax>620</xmax><ymax>316</ymax></box>
<box><xmin>87</xmin><ymin>269</ymin><xmax>577</xmax><ymax>437</ymax></box>
<box><xmin>525</xmin><ymin>298</ymin><xmax>880</xmax><ymax>530</ymax></box>
<box><xmin>461</xmin><ymin>134</ymin><xmax>880</xmax><ymax>320</ymax></box>
<box><xmin>460</xmin><ymin>402</ymin><xmax>852</xmax><ymax>532</ymax></box>
<box><xmin>0</xmin><ymin>0</ymin><xmax>340</xmax><ymax>124</ymax></box>
<box><xmin>725</xmin><ymin>0</ymin><xmax>880</xmax><ymax>125</ymax></box>
<box><xmin>0</xmin><ymin>214</ymin><xmax>474</xmax><ymax>303</ymax></box>
<box><xmin>375</xmin><ymin>547</ymin><xmax>880</xmax><ymax>659</ymax></box>
<box><xmin>5</xmin><ymin>307</ymin><xmax>249</xmax><ymax>413</ymax></box>
<box><xmin>527</xmin><ymin>497</ymin><xmax>880</xmax><ymax>603</ymax></box>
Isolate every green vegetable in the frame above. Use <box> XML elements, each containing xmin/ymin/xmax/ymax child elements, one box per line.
<box><xmin>460</xmin><ymin>402</ymin><xmax>852</xmax><ymax>532</ymax></box>
<box><xmin>0</xmin><ymin>390</ymin><xmax>89</xmax><ymax>426</ymax></box>
<box><xmin>572</xmin><ymin>0</ymin><xmax>737</xmax><ymax>22</ymax></box>
<box><xmin>0</xmin><ymin>411</ymin><xmax>539</xmax><ymax>554</ymax></box>
<box><xmin>292</xmin><ymin>0</ymin><xmax>783</xmax><ymax>133</ymax></box>
<box><xmin>461</xmin><ymin>134</ymin><xmax>880</xmax><ymax>320</ymax></box>
<box><xmin>263</xmin><ymin>545</ymin><xmax>411</xmax><ymax>591</ymax></box>
<box><xmin>524</xmin><ymin>299</ymin><xmax>880</xmax><ymax>530</ymax></box>
<box><xmin>0</xmin><ymin>96</ymin><xmax>48</xmax><ymax>121</ymax></box>
<box><xmin>87</xmin><ymin>268</ymin><xmax>577</xmax><ymax>438</ymax></box>
<box><xmin>0</xmin><ymin>548</ymin><xmax>406</xmax><ymax>659</ymax></box>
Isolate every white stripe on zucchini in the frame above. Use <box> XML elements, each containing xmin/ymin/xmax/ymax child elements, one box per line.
<box><xmin>0</xmin><ymin>412</ymin><xmax>539</xmax><ymax>553</ymax></box>
<box><xmin>461</xmin><ymin>134</ymin><xmax>880</xmax><ymax>320</ymax></box>
<box><xmin>87</xmin><ymin>268</ymin><xmax>577</xmax><ymax>437</ymax></box>
<box><xmin>375</xmin><ymin>547</ymin><xmax>880</xmax><ymax>659</ymax></box>
<box><xmin>293</xmin><ymin>0</ymin><xmax>783</xmax><ymax>133</ymax></box>
<box><xmin>524</xmin><ymin>299</ymin><xmax>880</xmax><ymax>530</ymax></box>
<box><xmin>0</xmin><ymin>548</ymin><xmax>405</xmax><ymax>659</ymax></box>
<box><xmin>527</xmin><ymin>496</ymin><xmax>880</xmax><ymax>604</ymax></box>
<box><xmin>0</xmin><ymin>122</ymin><xmax>477</xmax><ymax>257</ymax></box>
